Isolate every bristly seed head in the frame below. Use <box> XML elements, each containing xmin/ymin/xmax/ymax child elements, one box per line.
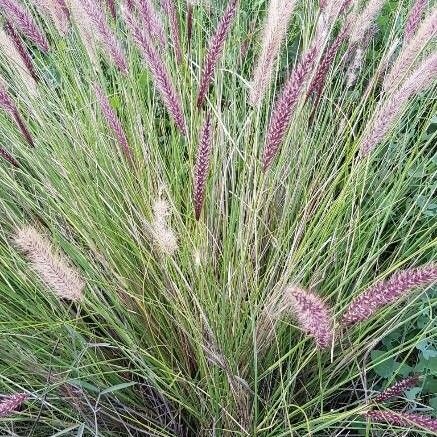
<box><xmin>194</xmin><ymin>111</ymin><xmax>213</xmax><ymax>221</ymax></box>
<box><xmin>374</xmin><ymin>375</ymin><xmax>420</xmax><ymax>403</ymax></box>
<box><xmin>364</xmin><ymin>410</ymin><xmax>437</xmax><ymax>433</ymax></box>
<box><xmin>0</xmin><ymin>393</ymin><xmax>27</xmax><ymax>417</ymax></box>
<box><xmin>342</xmin><ymin>263</ymin><xmax>437</xmax><ymax>326</ymax></box>
<box><xmin>14</xmin><ymin>225</ymin><xmax>85</xmax><ymax>301</ymax></box>
<box><xmin>285</xmin><ymin>285</ymin><xmax>334</xmax><ymax>349</ymax></box>
<box><xmin>0</xmin><ymin>0</ymin><xmax>49</xmax><ymax>52</ymax></box>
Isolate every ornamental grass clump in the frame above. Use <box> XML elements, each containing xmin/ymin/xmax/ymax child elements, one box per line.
<box><xmin>0</xmin><ymin>1</ymin><xmax>435</xmax><ymax>435</ymax></box>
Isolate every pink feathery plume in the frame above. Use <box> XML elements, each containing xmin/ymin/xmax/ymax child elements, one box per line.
<box><xmin>135</xmin><ymin>0</ymin><xmax>166</xmax><ymax>46</ymax></box>
<box><xmin>161</xmin><ymin>0</ymin><xmax>183</xmax><ymax>64</ymax></box>
<box><xmin>285</xmin><ymin>286</ymin><xmax>334</xmax><ymax>349</ymax></box>
<box><xmin>82</xmin><ymin>0</ymin><xmax>128</xmax><ymax>73</ymax></box>
<box><xmin>374</xmin><ymin>375</ymin><xmax>420</xmax><ymax>403</ymax></box>
<box><xmin>94</xmin><ymin>83</ymin><xmax>133</xmax><ymax>162</ymax></box>
<box><xmin>360</xmin><ymin>51</ymin><xmax>437</xmax><ymax>156</ymax></box>
<box><xmin>404</xmin><ymin>0</ymin><xmax>428</xmax><ymax>42</ymax></box>
<box><xmin>262</xmin><ymin>46</ymin><xmax>317</xmax><ymax>170</ymax></box>
<box><xmin>349</xmin><ymin>0</ymin><xmax>385</xmax><ymax>45</ymax></box>
<box><xmin>383</xmin><ymin>8</ymin><xmax>436</xmax><ymax>93</ymax></box>
<box><xmin>105</xmin><ymin>0</ymin><xmax>117</xmax><ymax>19</ymax></box>
<box><xmin>196</xmin><ymin>0</ymin><xmax>239</xmax><ymax>108</ymax></box>
<box><xmin>4</xmin><ymin>21</ymin><xmax>38</xmax><ymax>82</ymax></box>
<box><xmin>123</xmin><ymin>6</ymin><xmax>186</xmax><ymax>134</ymax></box>
<box><xmin>0</xmin><ymin>145</ymin><xmax>19</xmax><ymax>167</ymax></box>
<box><xmin>31</xmin><ymin>0</ymin><xmax>70</xmax><ymax>35</ymax></box>
<box><xmin>307</xmin><ymin>24</ymin><xmax>349</xmax><ymax>102</ymax></box>
<box><xmin>365</xmin><ymin>410</ymin><xmax>437</xmax><ymax>433</ymax></box>
<box><xmin>0</xmin><ymin>85</ymin><xmax>34</xmax><ymax>147</ymax></box>
<box><xmin>0</xmin><ymin>0</ymin><xmax>49</xmax><ymax>52</ymax></box>
<box><xmin>194</xmin><ymin>111</ymin><xmax>213</xmax><ymax>220</ymax></box>
<box><xmin>342</xmin><ymin>264</ymin><xmax>437</xmax><ymax>326</ymax></box>
<box><xmin>0</xmin><ymin>393</ymin><xmax>27</xmax><ymax>417</ymax></box>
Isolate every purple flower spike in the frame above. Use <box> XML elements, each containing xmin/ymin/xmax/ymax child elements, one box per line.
<box><xmin>0</xmin><ymin>85</ymin><xmax>34</xmax><ymax>147</ymax></box>
<box><xmin>342</xmin><ymin>264</ymin><xmax>437</xmax><ymax>326</ymax></box>
<box><xmin>4</xmin><ymin>21</ymin><xmax>38</xmax><ymax>82</ymax></box>
<box><xmin>0</xmin><ymin>0</ymin><xmax>49</xmax><ymax>52</ymax></box>
<box><xmin>135</xmin><ymin>0</ymin><xmax>167</xmax><ymax>46</ymax></box>
<box><xmin>307</xmin><ymin>25</ymin><xmax>349</xmax><ymax>102</ymax></box>
<box><xmin>374</xmin><ymin>375</ymin><xmax>420</xmax><ymax>402</ymax></box>
<box><xmin>286</xmin><ymin>286</ymin><xmax>334</xmax><ymax>349</ymax></box>
<box><xmin>263</xmin><ymin>46</ymin><xmax>317</xmax><ymax>170</ymax></box>
<box><xmin>123</xmin><ymin>6</ymin><xmax>186</xmax><ymax>135</ymax></box>
<box><xmin>196</xmin><ymin>0</ymin><xmax>239</xmax><ymax>108</ymax></box>
<box><xmin>365</xmin><ymin>410</ymin><xmax>437</xmax><ymax>433</ymax></box>
<box><xmin>0</xmin><ymin>145</ymin><xmax>19</xmax><ymax>167</ymax></box>
<box><xmin>194</xmin><ymin>111</ymin><xmax>213</xmax><ymax>220</ymax></box>
<box><xmin>0</xmin><ymin>393</ymin><xmax>27</xmax><ymax>417</ymax></box>
<box><xmin>82</xmin><ymin>0</ymin><xmax>128</xmax><ymax>73</ymax></box>
<box><xmin>404</xmin><ymin>0</ymin><xmax>428</xmax><ymax>42</ymax></box>
<box><xmin>94</xmin><ymin>83</ymin><xmax>133</xmax><ymax>162</ymax></box>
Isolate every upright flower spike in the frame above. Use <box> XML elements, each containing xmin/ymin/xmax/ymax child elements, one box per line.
<box><xmin>342</xmin><ymin>264</ymin><xmax>437</xmax><ymax>326</ymax></box>
<box><xmin>193</xmin><ymin>111</ymin><xmax>213</xmax><ymax>220</ymax></box>
<box><xmin>249</xmin><ymin>0</ymin><xmax>298</xmax><ymax>107</ymax></box>
<box><xmin>364</xmin><ymin>410</ymin><xmax>437</xmax><ymax>433</ymax></box>
<box><xmin>360</xmin><ymin>51</ymin><xmax>437</xmax><ymax>156</ymax></box>
<box><xmin>161</xmin><ymin>0</ymin><xmax>183</xmax><ymax>64</ymax></box>
<box><xmin>0</xmin><ymin>393</ymin><xmax>27</xmax><ymax>417</ymax></box>
<box><xmin>285</xmin><ymin>286</ymin><xmax>334</xmax><ymax>349</ymax></box>
<box><xmin>135</xmin><ymin>0</ymin><xmax>167</xmax><ymax>46</ymax></box>
<box><xmin>0</xmin><ymin>84</ymin><xmax>34</xmax><ymax>146</ymax></box>
<box><xmin>14</xmin><ymin>225</ymin><xmax>85</xmax><ymax>301</ymax></box>
<box><xmin>307</xmin><ymin>24</ymin><xmax>349</xmax><ymax>102</ymax></box>
<box><xmin>404</xmin><ymin>0</ymin><xmax>428</xmax><ymax>43</ymax></box>
<box><xmin>262</xmin><ymin>46</ymin><xmax>317</xmax><ymax>170</ymax></box>
<box><xmin>31</xmin><ymin>0</ymin><xmax>70</xmax><ymax>35</ymax></box>
<box><xmin>196</xmin><ymin>0</ymin><xmax>239</xmax><ymax>108</ymax></box>
<box><xmin>122</xmin><ymin>6</ymin><xmax>186</xmax><ymax>134</ymax></box>
<box><xmin>383</xmin><ymin>7</ymin><xmax>437</xmax><ymax>93</ymax></box>
<box><xmin>374</xmin><ymin>375</ymin><xmax>420</xmax><ymax>402</ymax></box>
<box><xmin>349</xmin><ymin>0</ymin><xmax>385</xmax><ymax>45</ymax></box>
<box><xmin>0</xmin><ymin>0</ymin><xmax>49</xmax><ymax>52</ymax></box>
<box><xmin>93</xmin><ymin>83</ymin><xmax>133</xmax><ymax>162</ymax></box>
<box><xmin>82</xmin><ymin>0</ymin><xmax>128</xmax><ymax>73</ymax></box>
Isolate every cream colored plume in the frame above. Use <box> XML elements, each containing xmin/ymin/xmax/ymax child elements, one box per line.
<box><xmin>14</xmin><ymin>225</ymin><xmax>85</xmax><ymax>301</ymax></box>
<box><xmin>249</xmin><ymin>0</ymin><xmax>297</xmax><ymax>107</ymax></box>
<box><xmin>151</xmin><ymin>199</ymin><xmax>178</xmax><ymax>256</ymax></box>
